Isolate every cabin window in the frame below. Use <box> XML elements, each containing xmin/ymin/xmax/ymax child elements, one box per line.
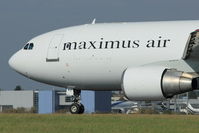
<box><xmin>23</xmin><ymin>43</ymin><xmax>34</xmax><ymax>50</ymax></box>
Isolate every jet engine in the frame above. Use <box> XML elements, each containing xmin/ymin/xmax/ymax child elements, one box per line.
<box><xmin>121</xmin><ymin>66</ymin><xmax>199</xmax><ymax>100</ymax></box>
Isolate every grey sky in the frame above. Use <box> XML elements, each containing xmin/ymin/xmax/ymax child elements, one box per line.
<box><xmin>1</xmin><ymin>0</ymin><xmax>199</xmax><ymax>90</ymax></box>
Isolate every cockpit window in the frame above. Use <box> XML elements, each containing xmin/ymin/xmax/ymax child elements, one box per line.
<box><xmin>23</xmin><ymin>43</ymin><xmax>34</xmax><ymax>50</ymax></box>
<box><xmin>29</xmin><ymin>43</ymin><xmax>34</xmax><ymax>50</ymax></box>
<box><xmin>24</xmin><ymin>44</ymin><xmax>29</xmax><ymax>50</ymax></box>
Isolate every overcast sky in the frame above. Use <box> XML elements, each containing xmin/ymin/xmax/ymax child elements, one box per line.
<box><xmin>1</xmin><ymin>0</ymin><xmax>199</xmax><ymax>90</ymax></box>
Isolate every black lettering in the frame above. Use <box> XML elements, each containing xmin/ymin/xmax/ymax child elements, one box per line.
<box><xmin>63</xmin><ymin>37</ymin><xmax>168</xmax><ymax>50</ymax></box>
<box><xmin>99</xmin><ymin>38</ymin><xmax>104</xmax><ymax>49</ymax></box>
<box><xmin>105</xmin><ymin>41</ymin><xmax>120</xmax><ymax>49</ymax></box>
<box><xmin>88</xmin><ymin>41</ymin><xmax>96</xmax><ymax>49</ymax></box>
<box><xmin>163</xmin><ymin>39</ymin><xmax>170</xmax><ymax>47</ymax></box>
<box><xmin>63</xmin><ymin>42</ymin><xmax>72</xmax><ymax>50</ymax></box>
<box><xmin>157</xmin><ymin>36</ymin><xmax>162</xmax><ymax>47</ymax></box>
<box><xmin>78</xmin><ymin>41</ymin><xmax>86</xmax><ymax>49</ymax></box>
<box><xmin>115</xmin><ymin>41</ymin><xmax>120</xmax><ymax>48</ymax></box>
<box><xmin>122</xmin><ymin>40</ymin><xmax>131</xmax><ymax>48</ymax></box>
<box><xmin>146</xmin><ymin>40</ymin><xmax>155</xmax><ymax>48</ymax></box>
<box><xmin>105</xmin><ymin>41</ymin><xmax>111</xmax><ymax>49</ymax></box>
<box><xmin>132</xmin><ymin>40</ymin><xmax>140</xmax><ymax>48</ymax></box>
<box><xmin>71</xmin><ymin>42</ymin><xmax>77</xmax><ymax>50</ymax></box>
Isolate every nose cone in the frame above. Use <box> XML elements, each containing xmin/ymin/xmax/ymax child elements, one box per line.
<box><xmin>8</xmin><ymin>54</ymin><xmax>16</xmax><ymax>70</ymax></box>
<box><xmin>8</xmin><ymin>51</ymin><xmax>28</xmax><ymax>76</ymax></box>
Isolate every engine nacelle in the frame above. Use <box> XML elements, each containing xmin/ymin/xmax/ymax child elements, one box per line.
<box><xmin>121</xmin><ymin>66</ymin><xmax>198</xmax><ymax>101</ymax></box>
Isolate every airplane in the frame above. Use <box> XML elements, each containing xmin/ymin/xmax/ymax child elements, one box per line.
<box><xmin>111</xmin><ymin>101</ymin><xmax>138</xmax><ymax>114</ymax></box>
<box><xmin>9</xmin><ymin>20</ymin><xmax>199</xmax><ymax>114</ymax></box>
<box><xmin>186</xmin><ymin>103</ymin><xmax>199</xmax><ymax>114</ymax></box>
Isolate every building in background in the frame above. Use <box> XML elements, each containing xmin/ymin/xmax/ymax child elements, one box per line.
<box><xmin>0</xmin><ymin>89</ymin><xmax>199</xmax><ymax>114</ymax></box>
<box><xmin>0</xmin><ymin>89</ymin><xmax>112</xmax><ymax>114</ymax></box>
<box><xmin>0</xmin><ymin>90</ymin><xmax>36</xmax><ymax>112</ymax></box>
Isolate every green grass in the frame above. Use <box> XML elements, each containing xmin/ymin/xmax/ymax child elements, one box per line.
<box><xmin>0</xmin><ymin>114</ymin><xmax>199</xmax><ymax>133</ymax></box>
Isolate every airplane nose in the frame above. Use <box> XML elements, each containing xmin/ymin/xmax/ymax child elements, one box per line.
<box><xmin>8</xmin><ymin>51</ymin><xmax>29</xmax><ymax>77</ymax></box>
<box><xmin>8</xmin><ymin>54</ymin><xmax>16</xmax><ymax>70</ymax></box>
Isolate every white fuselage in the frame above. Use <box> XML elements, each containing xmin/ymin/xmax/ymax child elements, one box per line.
<box><xmin>9</xmin><ymin>20</ymin><xmax>199</xmax><ymax>90</ymax></box>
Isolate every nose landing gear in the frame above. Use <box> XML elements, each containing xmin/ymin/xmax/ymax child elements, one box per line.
<box><xmin>69</xmin><ymin>89</ymin><xmax>85</xmax><ymax>114</ymax></box>
<box><xmin>70</xmin><ymin>103</ymin><xmax>84</xmax><ymax>114</ymax></box>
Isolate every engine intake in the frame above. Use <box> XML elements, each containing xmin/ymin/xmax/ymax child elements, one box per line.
<box><xmin>122</xmin><ymin>66</ymin><xmax>199</xmax><ymax>101</ymax></box>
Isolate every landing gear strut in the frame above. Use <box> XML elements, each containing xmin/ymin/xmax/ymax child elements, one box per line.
<box><xmin>69</xmin><ymin>89</ymin><xmax>84</xmax><ymax>114</ymax></box>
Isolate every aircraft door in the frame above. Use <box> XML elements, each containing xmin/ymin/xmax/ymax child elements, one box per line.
<box><xmin>46</xmin><ymin>34</ymin><xmax>64</xmax><ymax>62</ymax></box>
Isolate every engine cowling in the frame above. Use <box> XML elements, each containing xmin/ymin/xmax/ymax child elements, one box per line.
<box><xmin>121</xmin><ymin>66</ymin><xmax>198</xmax><ymax>101</ymax></box>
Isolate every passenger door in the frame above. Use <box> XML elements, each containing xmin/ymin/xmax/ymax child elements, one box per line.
<box><xmin>46</xmin><ymin>34</ymin><xmax>63</xmax><ymax>62</ymax></box>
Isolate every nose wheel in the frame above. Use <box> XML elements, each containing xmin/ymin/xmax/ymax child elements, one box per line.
<box><xmin>69</xmin><ymin>89</ymin><xmax>85</xmax><ymax>114</ymax></box>
<box><xmin>70</xmin><ymin>103</ymin><xmax>84</xmax><ymax>114</ymax></box>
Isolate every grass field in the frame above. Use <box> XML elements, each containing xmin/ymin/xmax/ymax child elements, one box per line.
<box><xmin>0</xmin><ymin>114</ymin><xmax>199</xmax><ymax>133</ymax></box>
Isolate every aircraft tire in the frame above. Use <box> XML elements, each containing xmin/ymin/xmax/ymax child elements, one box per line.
<box><xmin>79</xmin><ymin>103</ymin><xmax>85</xmax><ymax>114</ymax></box>
<box><xmin>70</xmin><ymin>103</ymin><xmax>81</xmax><ymax>114</ymax></box>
